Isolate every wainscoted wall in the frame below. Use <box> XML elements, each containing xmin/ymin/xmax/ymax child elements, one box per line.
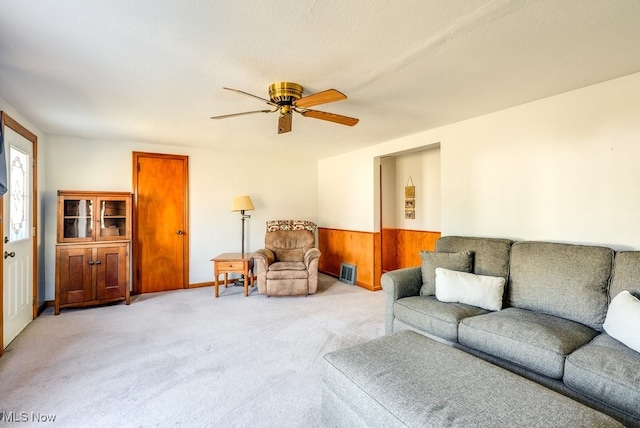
<box><xmin>381</xmin><ymin>228</ymin><xmax>441</xmax><ymax>272</ymax></box>
<box><xmin>318</xmin><ymin>228</ymin><xmax>381</xmax><ymax>291</ymax></box>
<box><xmin>318</xmin><ymin>227</ymin><xmax>441</xmax><ymax>291</ymax></box>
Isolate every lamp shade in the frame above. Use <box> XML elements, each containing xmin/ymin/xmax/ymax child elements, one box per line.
<box><xmin>231</xmin><ymin>195</ymin><xmax>255</xmax><ymax>212</ymax></box>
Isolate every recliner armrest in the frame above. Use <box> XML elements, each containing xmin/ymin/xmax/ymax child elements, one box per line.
<box><xmin>304</xmin><ymin>248</ymin><xmax>321</xmax><ymax>267</ymax></box>
<box><xmin>253</xmin><ymin>248</ymin><xmax>275</xmax><ymax>267</ymax></box>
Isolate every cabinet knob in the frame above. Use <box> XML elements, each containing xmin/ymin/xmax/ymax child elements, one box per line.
<box><xmin>176</xmin><ymin>230</ymin><xmax>185</xmax><ymax>235</ymax></box>
<box><xmin>88</xmin><ymin>261</ymin><xmax>95</xmax><ymax>265</ymax></box>
<box><xmin>95</xmin><ymin>260</ymin><xmax>102</xmax><ymax>265</ymax></box>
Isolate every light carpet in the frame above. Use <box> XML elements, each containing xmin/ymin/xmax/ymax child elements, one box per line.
<box><xmin>0</xmin><ymin>274</ymin><xmax>385</xmax><ymax>427</ymax></box>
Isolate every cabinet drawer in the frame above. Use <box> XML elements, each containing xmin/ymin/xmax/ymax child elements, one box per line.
<box><xmin>219</xmin><ymin>261</ymin><xmax>244</xmax><ymax>270</ymax></box>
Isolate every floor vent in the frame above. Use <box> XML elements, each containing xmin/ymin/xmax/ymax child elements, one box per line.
<box><xmin>339</xmin><ymin>263</ymin><xmax>357</xmax><ymax>285</ymax></box>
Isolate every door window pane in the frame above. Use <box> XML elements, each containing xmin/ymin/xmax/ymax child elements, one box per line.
<box><xmin>9</xmin><ymin>146</ymin><xmax>29</xmax><ymax>242</ymax></box>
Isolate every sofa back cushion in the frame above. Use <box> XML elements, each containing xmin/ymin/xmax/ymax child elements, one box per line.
<box><xmin>419</xmin><ymin>250</ymin><xmax>473</xmax><ymax>296</ymax></box>
<box><xmin>436</xmin><ymin>236</ymin><xmax>513</xmax><ymax>280</ymax></box>
<box><xmin>610</xmin><ymin>251</ymin><xmax>640</xmax><ymax>300</ymax></box>
<box><xmin>508</xmin><ymin>241</ymin><xmax>613</xmax><ymax>331</ymax></box>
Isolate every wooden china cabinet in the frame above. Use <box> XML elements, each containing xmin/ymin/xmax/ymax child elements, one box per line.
<box><xmin>55</xmin><ymin>190</ymin><xmax>132</xmax><ymax>314</ymax></box>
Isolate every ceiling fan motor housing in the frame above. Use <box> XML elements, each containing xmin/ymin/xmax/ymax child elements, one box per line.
<box><xmin>269</xmin><ymin>82</ymin><xmax>303</xmax><ymax>105</ymax></box>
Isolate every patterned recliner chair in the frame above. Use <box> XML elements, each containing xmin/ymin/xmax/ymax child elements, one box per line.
<box><xmin>253</xmin><ymin>220</ymin><xmax>322</xmax><ymax>296</ymax></box>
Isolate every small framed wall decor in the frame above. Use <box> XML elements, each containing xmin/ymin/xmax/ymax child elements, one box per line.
<box><xmin>405</xmin><ymin>177</ymin><xmax>415</xmax><ymax>199</ymax></box>
<box><xmin>405</xmin><ymin>176</ymin><xmax>415</xmax><ymax>219</ymax></box>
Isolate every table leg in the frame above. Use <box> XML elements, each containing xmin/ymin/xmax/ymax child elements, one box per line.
<box><xmin>214</xmin><ymin>267</ymin><xmax>219</xmax><ymax>298</ymax></box>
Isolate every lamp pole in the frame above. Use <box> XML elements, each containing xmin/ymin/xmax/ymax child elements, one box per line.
<box><xmin>240</xmin><ymin>209</ymin><xmax>246</xmax><ymax>256</ymax></box>
<box><xmin>231</xmin><ymin>195</ymin><xmax>254</xmax><ymax>287</ymax></box>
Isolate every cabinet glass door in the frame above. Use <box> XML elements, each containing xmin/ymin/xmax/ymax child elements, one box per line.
<box><xmin>63</xmin><ymin>198</ymin><xmax>94</xmax><ymax>240</ymax></box>
<box><xmin>98</xmin><ymin>198</ymin><xmax>128</xmax><ymax>239</ymax></box>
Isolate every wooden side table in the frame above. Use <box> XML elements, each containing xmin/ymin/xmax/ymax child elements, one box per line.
<box><xmin>211</xmin><ymin>253</ymin><xmax>253</xmax><ymax>297</ymax></box>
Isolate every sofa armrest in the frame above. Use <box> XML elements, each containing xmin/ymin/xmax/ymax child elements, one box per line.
<box><xmin>381</xmin><ymin>266</ymin><xmax>422</xmax><ymax>299</ymax></box>
<box><xmin>381</xmin><ymin>267</ymin><xmax>422</xmax><ymax>335</ymax></box>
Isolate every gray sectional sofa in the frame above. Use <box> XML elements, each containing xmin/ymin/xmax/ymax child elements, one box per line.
<box><xmin>382</xmin><ymin>236</ymin><xmax>640</xmax><ymax>427</ymax></box>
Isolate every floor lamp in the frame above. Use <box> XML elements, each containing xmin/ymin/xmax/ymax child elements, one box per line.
<box><xmin>231</xmin><ymin>195</ymin><xmax>254</xmax><ymax>285</ymax></box>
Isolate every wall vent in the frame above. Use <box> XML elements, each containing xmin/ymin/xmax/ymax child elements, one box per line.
<box><xmin>339</xmin><ymin>263</ymin><xmax>357</xmax><ymax>285</ymax></box>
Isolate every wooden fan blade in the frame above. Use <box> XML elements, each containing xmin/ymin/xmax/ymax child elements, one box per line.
<box><xmin>210</xmin><ymin>109</ymin><xmax>276</xmax><ymax>119</ymax></box>
<box><xmin>300</xmin><ymin>109</ymin><xmax>359</xmax><ymax>126</ymax></box>
<box><xmin>223</xmin><ymin>87</ymin><xmax>279</xmax><ymax>107</ymax></box>
<box><xmin>295</xmin><ymin>89</ymin><xmax>346</xmax><ymax>108</ymax></box>
<box><xmin>278</xmin><ymin>113</ymin><xmax>292</xmax><ymax>134</ymax></box>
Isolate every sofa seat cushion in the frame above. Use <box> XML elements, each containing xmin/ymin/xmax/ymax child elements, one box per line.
<box><xmin>459</xmin><ymin>307</ymin><xmax>598</xmax><ymax>379</ymax></box>
<box><xmin>269</xmin><ymin>261</ymin><xmax>307</xmax><ymax>271</ymax></box>
<box><xmin>565</xmin><ymin>333</ymin><xmax>640</xmax><ymax>420</ymax></box>
<box><xmin>394</xmin><ymin>296</ymin><xmax>488</xmax><ymax>342</ymax></box>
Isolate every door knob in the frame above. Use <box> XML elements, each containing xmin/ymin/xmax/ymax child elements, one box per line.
<box><xmin>176</xmin><ymin>230</ymin><xmax>184</xmax><ymax>235</ymax></box>
<box><xmin>4</xmin><ymin>251</ymin><xmax>15</xmax><ymax>259</ymax></box>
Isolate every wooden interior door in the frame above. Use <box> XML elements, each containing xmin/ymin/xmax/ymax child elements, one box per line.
<box><xmin>133</xmin><ymin>152</ymin><xmax>189</xmax><ymax>294</ymax></box>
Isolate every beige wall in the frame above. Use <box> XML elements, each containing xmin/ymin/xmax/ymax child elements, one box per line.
<box><xmin>319</xmin><ymin>72</ymin><xmax>640</xmax><ymax>250</ymax></box>
<box><xmin>318</xmin><ymin>151</ymin><xmax>377</xmax><ymax>231</ymax></box>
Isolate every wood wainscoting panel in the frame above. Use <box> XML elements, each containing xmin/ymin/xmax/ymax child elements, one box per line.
<box><xmin>381</xmin><ymin>228</ymin><xmax>441</xmax><ymax>272</ymax></box>
<box><xmin>318</xmin><ymin>228</ymin><xmax>381</xmax><ymax>291</ymax></box>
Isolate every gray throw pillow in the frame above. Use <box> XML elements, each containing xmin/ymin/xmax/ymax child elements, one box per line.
<box><xmin>419</xmin><ymin>251</ymin><xmax>474</xmax><ymax>296</ymax></box>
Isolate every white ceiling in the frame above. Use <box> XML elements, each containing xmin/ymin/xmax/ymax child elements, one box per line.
<box><xmin>1</xmin><ymin>0</ymin><xmax>640</xmax><ymax>159</ymax></box>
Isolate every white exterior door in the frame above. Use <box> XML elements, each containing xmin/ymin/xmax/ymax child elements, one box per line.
<box><xmin>3</xmin><ymin>126</ymin><xmax>34</xmax><ymax>349</ymax></box>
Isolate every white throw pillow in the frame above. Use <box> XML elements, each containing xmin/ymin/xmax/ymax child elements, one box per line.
<box><xmin>603</xmin><ymin>290</ymin><xmax>640</xmax><ymax>353</ymax></box>
<box><xmin>435</xmin><ymin>267</ymin><xmax>505</xmax><ymax>311</ymax></box>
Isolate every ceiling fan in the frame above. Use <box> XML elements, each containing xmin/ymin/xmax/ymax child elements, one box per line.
<box><xmin>210</xmin><ymin>82</ymin><xmax>359</xmax><ymax>134</ymax></box>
